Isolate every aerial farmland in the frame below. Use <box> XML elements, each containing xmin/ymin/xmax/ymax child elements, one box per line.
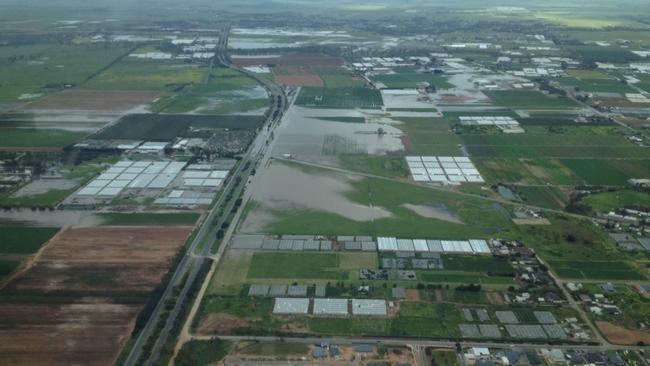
<box><xmin>1</xmin><ymin>0</ymin><xmax>650</xmax><ymax>365</ymax></box>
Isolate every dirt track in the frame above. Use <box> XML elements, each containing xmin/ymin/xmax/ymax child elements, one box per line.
<box><xmin>0</xmin><ymin>226</ymin><xmax>192</xmax><ymax>366</ymax></box>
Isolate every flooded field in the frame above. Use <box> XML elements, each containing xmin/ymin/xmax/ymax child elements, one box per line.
<box><xmin>400</xmin><ymin>203</ymin><xmax>464</xmax><ymax>224</ymax></box>
<box><xmin>239</xmin><ymin>161</ymin><xmax>392</xmax><ymax>233</ymax></box>
<box><xmin>271</xmin><ymin>106</ymin><xmax>404</xmax><ymax>165</ymax></box>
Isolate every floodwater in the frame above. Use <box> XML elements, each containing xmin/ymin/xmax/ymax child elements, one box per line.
<box><xmin>271</xmin><ymin>106</ymin><xmax>404</xmax><ymax>165</ymax></box>
<box><xmin>0</xmin><ymin>209</ymin><xmax>102</xmax><ymax>227</ymax></box>
<box><xmin>229</xmin><ymin>38</ymin><xmax>304</xmax><ymax>50</ymax></box>
<box><xmin>239</xmin><ymin>161</ymin><xmax>392</xmax><ymax>233</ymax></box>
<box><xmin>232</xmin><ymin>28</ymin><xmax>352</xmax><ymax>38</ymax></box>
<box><xmin>400</xmin><ymin>203</ymin><xmax>464</xmax><ymax>224</ymax></box>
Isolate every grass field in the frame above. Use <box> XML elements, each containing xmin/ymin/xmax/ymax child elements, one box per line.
<box><xmin>566</xmin><ymin>45</ymin><xmax>642</xmax><ymax>64</ymax></box>
<box><xmin>394</xmin><ymin>302</ymin><xmax>462</xmax><ymax>337</ymax></box>
<box><xmin>519</xmin><ymin>214</ymin><xmax>646</xmax><ymax>281</ymax></box>
<box><xmin>431</xmin><ymin>351</ymin><xmax>460</xmax><ymax>366</ymax></box>
<box><xmin>175</xmin><ymin>339</ymin><xmax>231</xmax><ymax>366</ymax></box>
<box><xmin>247</xmin><ymin>252</ymin><xmax>349</xmax><ymax>280</ymax></box>
<box><xmin>296</xmin><ymin>87</ymin><xmax>382</xmax><ymax>108</ymax></box>
<box><xmin>549</xmin><ymin>260</ymin><xmax>646</xmax><ymax>280</ymax></box>
<box><xmin>442</xmin><ymin>255</ymin><xmax>514</xmax><ymax>274</ymax></box>
<box><xmin>0</xmin><ymin>188</ymin><xmax>75</xmax><ymax>207</ymax></box>
<box><xmin>0</xmin><ymin>43</ymin><xmax>132</xmax><ymax>101</ymax></box>
<box><xmin>0</xmin><ymin>128</ymin><xmax>86</xmax><ymax>148</ymax></box>
<box><xmin>0</xmin><ymin>260</ymin><xmax>21</xmax><ymax>277</ymax></box>
<box><xmin>419</xmin><ymin>272</ymin><xmax>515</xmax><ymax>285</ymax></box>
<box><xmin>320</xmin><ymin>73</ymin><xmax>366</xmax><ymax>88</ymax></box>
<box><xmin>0</xmin><ymin>226</ymin><xmax>58</xmax><ymax>254</ymax></box>
<box><xmin>461</xmin><ymin>132</ymin><xmax>649</xmax><ymax>159</ymax></box>
<box><xmin>556</xmin><ymin>77</ymin><xmax>635</xmax><ymax>93</ymax></box>
<box><xmin>561</xmin><ymin>159</ymin><xmax>650</xmax><ymax>186</ymax></box>
<box><xmin>474</xmin><ymin>158</ymin><xmax>582</xmax><ymax>186</ymax></box>
<box><xmin>579</xmin><ymin>190</ymin><xmax>650</xmax><ymax>212</ymax></box>
<box><xmin>98</xmin><ymin>212</ymin><xmax>200</xmax><ymax>226</ymax></box>
<box><xmin>484</xmin><ymin>90</ymin><xmax>580</xmax><ymax>110</ymax></box>
<box><xmin>238</xmin><ymin>342</ymin><xmax>308</xmax><ymax>356</ymax></box>
<box><xmin>398</xmin><ymin>118</ymin><xmax>462</xmax><ymax>155</ymax></box>
<box><xmin>338</xmin><ymin>155</ymin><xmax>409</xmax><ymax>178</ymax></box>
<box><xmin>516</xmin><ymin>186</ymin><xmax>568</xmax><ymax>210</ymax></box>
<box><xmin>85</xmin><ymin>58</ymin><xmax>206</xmax><ymax>90</ymax></box>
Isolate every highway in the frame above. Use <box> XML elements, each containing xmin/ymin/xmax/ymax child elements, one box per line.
<box><xmin>122</xmin><ymin>24</ymin><xmax>288</xmax><ymax>366</ymax></box>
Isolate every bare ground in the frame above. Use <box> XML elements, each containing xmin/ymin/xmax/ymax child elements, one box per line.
<box><xmin>0</xmin><ymin>226</ymin><xmax>192</xmax><ymax>366</ymax></box>
<box><xmin>596</xmin><ymin>321</ymin><xmax>650</xmax><ymax>345</ymax></box>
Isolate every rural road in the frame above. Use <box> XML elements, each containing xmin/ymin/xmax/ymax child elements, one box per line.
<box><xmin>188</xmin><ymin>334</ymin><xmax>649</xmax><ymax>352</ymax></box>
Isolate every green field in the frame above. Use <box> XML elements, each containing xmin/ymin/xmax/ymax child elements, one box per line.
<box><xmin>0</xmin><ymin>128</ymin><xmax>86</xmax><ymax>148</ymax></box>
<box><xmin>0</xmin><ymin>260</ymin><xmax>21</xmax><ymax>276</ymax></box>
<box><xmin>98</xmin><ymin>212</ymin><xmax>200</xmax><ymax>226</ymax></box>
<box><xmin>296</xmin><ymin>87</ymin><xmax>382</xmax><ymax>108</ymax></box>
<box><xmin>484</xmin><ymin>90</ymin><xmax>580</xmax><ymax>110</ymax></box>
<box><xmin>0</xmin><ymin>226</ymin><xmax>58</xmax><ymax>254</ymax></box>
<box><xmin>0</xmin><ymin>43</ymin><xmax>132</xmax><ymax>101</ymax></box>
<box><xmin>567</xmin><ymin>45</ymin><xmax>642</xmax><ymax>64</ymax></box>
<box><xmin>431</xmin><ymin>351</ymin><xmax>460</xmax><ymax>366</ymax></box>
<box><xmin>442</xmin><ymin>255</ymin><xmax>514</xmax><ymax>274</ymax></box>
<box><xmin>0</xmin><ymin>188</ymin><xmax>75</xmax><ymax>207</ymax></box>
<box><xmin>85</xmin><ymin>58</ymin><xmax>207</xmax><ymax>90</ymax></box>
<box><xmin>175</xmin><ymin>339</ymin><xmax>231</xmax><ymax>366</ymax></box>
<box><xmin>474</xmin><ymin>158</ymin><xmax>582</xmax><ymax>186</ymax></box>
<box><xmin>398</xmin><ymin>118</ymin><xmax>462</xmax><ymax>155</ymax></box>
<box><xmin>549</xmin><ymin>260</ymin><xmax>646</xmax><ymax>280</ymax></box>
<box><xmin>419</xmin><ymin>271</ymin><xmax>515</xmax><ymax>285</ymax></box>
<box><xmin>516</xmin><ymin>186</ymin><xmax>568</xmax><ymax>210</ymax></box>
<box><xmin>557</xmin><ymin>77</ymin><xmax>636</xmax><ymax>93</ymax></box>
<box><xmin>579</xmin><ymin>190</ymin><xmax>650</xmax><ymax>212</ymax></box>
<box><xmin>461</xmin><ymin>132</ymin><xmax>649</xmax><ymax>159</ymax></box>
<box><xmin>338</xmin><ymin>154</ymin><xmax>409</xmax><ymax>178</ymax></box>
<box><xmin>561</xmin><ymin>159</ymin><xmax>650</xmax><ymax>186</ymax></box>
<box><xmin>238</xmin><ymin>343</ymin><xmax>308</xmax><ymax>356</ymax></box>
<box><xmin>247</xmin><ymin>252</ymin><xmax>349</xmax><ymax>280</ymax></box>
<box><xmin>320</xmin><ymin>73</ymin><xmax>366</xmax><ymax>88</ymax></box>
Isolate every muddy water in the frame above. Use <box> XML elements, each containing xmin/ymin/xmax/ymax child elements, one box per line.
<box><xmin>271</xmin><ymin>106</ymin><xmax>404</xmax><ymax>163</ymax></box>
<box><xmin>240</xmin><ymin>162</ymin><xmax>392</xmax><ymax>232</ymax></box>
<box><xmin>400</xmin><ymin>203</ymin><xmax>464</xmax><ymax>224</ymax></box>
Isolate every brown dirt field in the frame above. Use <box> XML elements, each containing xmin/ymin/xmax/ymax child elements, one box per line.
<box><xmin>486</xmin><ymin>292</ymin><xmax>505</xmax><ymax>305</ymax></box>
<box><xmin>197</xmin><ymin>313</ymin><xmax>251</xmax><ymax>334</ymax></box>
<box><xmin>597</xmin><ymin>321</ymin><xmax>650</xmax><ymax>345</ymax></box>
<box><xmin>24</xmin><ymin>89</ymin><xmax>159</xmax><ymax>112</ymax></box>
<box><xmin>274</xmin><ymin>75</ymin><xmax>323</xmax><ymax>87</ymax></box>
<box><xmin>405</xmin><ymin>289</ymin><xmax>421</xmax><ymax>301</ymax></box>
<box><xmin>0</xmin><ymin>226</ymin><xmax>191</xmax><ymax>366</ymax></box>
<box><xmin>7</xmin><ymin>226</ymin><xmax>190</xmax><ymax>294</ymax></box>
